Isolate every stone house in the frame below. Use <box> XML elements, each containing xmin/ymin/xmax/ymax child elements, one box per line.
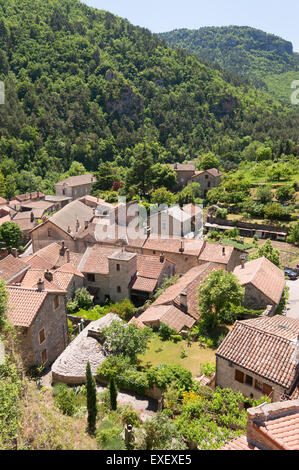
<box><xmin>55</xmin><ymin>174</ymin><xmax>96</xmax><ymax>200</ymax></box>
<box><xmin>7</xmin><ymin>284</ymin><xmax>68</xmax><ymax>367</ymax></box>
<box><xmin>23</xmin><ymin>242</ymin><xmax>83</xmax><ymax>272</ymax></box>
<box><xmin>216</xmin><ymin>316</ymin><xmax>299</xmax><ymax>403</ymax></box>
<box><xmin>77</xmin><ymin>245</ymin><xmax>174</xmax><ymax>305</ymax></box>
<box><xmin>190</xmin><ymin>168</ymin><xmax>222</xmax><ymax>197</ymax></box>
<box><xmin>131</xmin><ymin>262</ymin><xmax>223</xmax><ymax>332</ymax></box>
<box><xmin>168</xmin><ymin>163</ymin><xmax>196</xmax><ymax>190</ymax></box>
<box><xmin>148</xmin><ymin>204</ymin><xmax>202</xmax><ymax>238</ymax></box>
<box><xmin>30</xmin><ymin>200</ymin><xmax>94</xmax><ymax>252</ymax></box>
<box><xmin>220</xmin><ymin>399</ymin><xmax>299</xmax><ymax>450</ymax></box>
<box><xmin>233</xmin><ymin>257</ymin><xmax>285</xmax><ymax>314</ymax></box>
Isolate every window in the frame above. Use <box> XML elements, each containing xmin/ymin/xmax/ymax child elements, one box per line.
<box><xmin>235</xmin><ymin>370</ymin><xmax>244</xmax><ymax>384</ymax></box>
<box><xmin>41</xmin><ymin>349</ymin><xmax>47</xmax><ymax>363</ymax></box>
<box><xmin>255</xmin><ymin>379</ymin><xmax>263</xmax><ymax>391</ymax></box>
<box><xmin>117</xmin><ymin>286</ymin><xmax>121</xmax><ymax>293</ymax></box>
<box><xmin>245</xmin><ymin>375</ymin><xmax>253</xmax><ymax>386</ymax></box>
<box><xmin>53</xmin><ymin>295</ymin><xmax>59</xmax><ymax>310</ymax></box>
<box><xmin>39</xmin><ymin>328</ymin><xmax>45</xmax><ymax>344</ymax></box>
<box><xmin>48</xmin><ymin>229</ymin><xmax>52</xmax><ymax>237</ymax></box>
<box><xmin>87</xmin><ymin>273</ymin><xmax>95</xmax><ymax>282</ymax></box>
<box><xmin>116</xmin><ymin>264</ymin><xmax>120</xmax><ymax>271</ymax></box>
<box><xmin>262</xmin><ymin>384</ymin><xmax>273</xmax><ymax>397</ymax></box>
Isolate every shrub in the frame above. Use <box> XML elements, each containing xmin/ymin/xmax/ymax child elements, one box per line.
<box><xmin>158</xmin><ymin>323</ymin><xmax>176</xmax><ymax>341</ymax></box>
<box><xmin>96</xmin><ymin>421</ymin><xmax>125</xmax><ymax>450</ymax></box>
<box><xmin>53</xmin><ymin>384</ymin><xmax>76</xmax><ymax>416</ymax></box>
<box><xmin>120</xmin><ymin>406</ymin><xmax>140</xmax><ymax>428</ymax></box>
<box><xmin>170</xmin><ymin>334</ymin><xmax>182</xmax><ymax>343</ymax></box>
<box><xmin>200</xmin><ymin>362</ymin><xmax>216</xmax><ymax>377</ymax></box>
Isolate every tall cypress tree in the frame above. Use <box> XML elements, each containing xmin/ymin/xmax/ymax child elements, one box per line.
<box><xmin>109</xmin><ymin>374</ymin><xmax>118</xmax><ymax>411</ymax></box>
<box><xmin>86</xmin><ymin>360</ymin><xmax>97</xmax><ymax>434</ymax></box>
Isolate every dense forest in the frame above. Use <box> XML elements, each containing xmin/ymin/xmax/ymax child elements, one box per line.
<box><xmin>159</xmin><ymin>26</ymin><xmax>299</xmax><ymax>105</ymax></box>
<box><xmin>0</xmin><ymin>0</ymin><xmax>298</xmax><ymax>196</ymax></box>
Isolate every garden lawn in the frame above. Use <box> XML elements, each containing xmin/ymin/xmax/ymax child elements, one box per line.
<box><xmin>139</xmin><ymin>335</ymin><xmax>216</xmax><ymax>377</ymax></box>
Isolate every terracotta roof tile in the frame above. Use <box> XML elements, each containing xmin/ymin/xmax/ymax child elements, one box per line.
<box><xmin>233</xmin><ymin>257</ymin><xmax>285</xmax><ymax>305</ymax></box>
<box><xmin>261</xmin><ymin>412</ymin><xmax>299</xmax><ymax>450</ymax></box>
<box><xmin>78</xmin><ymin>245</ymin><xmax>121</xmax><ymax>274</ymax></box>
<box><xmin>7</xmin><ymin>286</ymin><xmax>48</xmax><ymax>327</ymax></box>
<box><xmin>143</xmin><ymin>236</ymin><xmax>205</xmax><ymax>256</ymax></box>
<box><xmin>198</xmin><ymin>242</ymin><xmax>237</xmax><ymax>264</ymax></box>
<box><xmin>131</xmin><ymin>276</ymin><xmax>158</xmax><ymax>293</ymax></box>
<box><xmin>137</xmin><ymin>255</ymin><xmax>173</xmax><ymax>279</ymax></box>
<box><xmin>216</xmin><ymin>317</ymin><xmax>299</xmax><ymax>389</ymax></box>
<box><xmin>0</xmin><ymin>255</ymin><xmax>30</xmax><ymax>282</ymax></box>
<box><xmin>220</xmin><ymin>435</ymin><xmax>259</xmax><ymax>450</ymax></box>
<box><xmin>135</xmin><ymin>304</ymin><xmax>195</xmax><ymax>332</ymax></box>
<box><xmin>55</xmin><ymin>174</ymin><xmax>95</xmax><ymax>187</ymax></box>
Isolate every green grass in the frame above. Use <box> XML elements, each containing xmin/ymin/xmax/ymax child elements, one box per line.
<box><xmin>138</xmin><ymin>335</ymin><xmax>216</xmax><ymax>377</ymax></box>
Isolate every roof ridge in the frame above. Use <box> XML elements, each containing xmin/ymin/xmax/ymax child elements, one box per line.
<box><xmin>235</xmin><ymin>320</ymin><xmax>298</xmax><ymax>342</ymax></box>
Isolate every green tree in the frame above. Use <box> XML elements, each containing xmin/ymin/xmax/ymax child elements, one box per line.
<box><xmin>255</xmin><ymin>186</ymin><xmax>273</xmax><ymax>204</ymax></box>
<box><xmin>109</xmin><ymin>374</ymin><xmax>118</xmax><ymax>411</ymax></box>
<box><xmin>256</xmin><ymin>146</ymin><xmax>272</xmax><ymax>161</ymax></box>
<box><xmin>125</xmin><ymin>144</ymin><xmax>154</xmax><ymax>196</ymax></box>
<box><xmin>86</xmin><ymin>360</ymin><xmax>97</xmax><ymax>434</ymax></box>
<box><xmin>151</xmin><ymin>187</ymin><xmax>175</xmax><ymax>206</ymax></box>
<box><xmin>0</xmin><ymin>278</ymin><xmax>7</xmax><ymax>327</ymax></box>
<box><xmin>286</xmin><ymin>222</ymin><xmax>299</xmax><ymax>246</ymax></box>
<box><xmin>197</xmin><ymin>152</ymin><xmax>220</xmax><ymax>171</ymax></box>
<box><xmin>102</xmin><ymin>321</ymin><xmax>152</xmax><ymax>364</ymax></box>
<box><xmin>198</xmin><ymin>270</ymin><xmax>244</xmax><ymax>328</ymax></box>
<box><xmin>250</xmin><ymin>239</ymin><xmax>282</xmax><ymax>268</ymax></box>
<box><xmin>0</xmin><ymin>222</ymin><xmax>23</xmax><ymax>250</ymax></box>
<box><xmin>150</xmin><ymin>163</ymin><xmax>177</xmax><ymax>191</ymax></box>
<box><xmin>93</xmin><ymin>161</ymin><xmax>120</xmax><ymax>192</ymax></box>
<box><xmin>65</xmin><ymin>161</ymin><xmax>87</xmax><ymax>177</ymax></box>
<box><xmin>264</xmin><ymin>202</ymin><xmax>283</xmax><ymax>221</ymax></box>
<box><xmin>176</xmin><ymin>182</ymin><xmax>201</xmax><ymax>205</ymax></box>
<box><xmin>276</xmin><ymin>185</ymin><xmax>295</xmax><ymax>203</ymax></box>
<box><xmin>0</xmin><ymin>171</ymin><xmax>6</xmax><ymax>197</ymax></box>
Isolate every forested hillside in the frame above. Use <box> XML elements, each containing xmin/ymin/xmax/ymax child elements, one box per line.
<box><xmin>0</xmin><ymin>0</ymin><xmax>298</xmax><ymax>196</ymax></box>
<box><xmin>159</xmin><ymin>26</ymin><xmax>299</xmax><ymax>104</ymax></box>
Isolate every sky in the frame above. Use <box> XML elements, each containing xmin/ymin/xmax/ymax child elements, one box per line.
<box><xmin>83</xmin><ymin>0</ymin><xmax>299</xmax><ymax>52</ymax></box>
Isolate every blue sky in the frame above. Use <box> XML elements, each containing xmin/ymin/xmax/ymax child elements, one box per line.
<box><xmin>83</xmin><ymin>0</ymin><xmax>299</xmax><ymax>52</ymax></box>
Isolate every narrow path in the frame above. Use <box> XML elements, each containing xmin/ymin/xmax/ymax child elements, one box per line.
<box><xmin>96</xmin><ymin>384</ymin><xmax>158</xmax><ymax>416</ymax></box>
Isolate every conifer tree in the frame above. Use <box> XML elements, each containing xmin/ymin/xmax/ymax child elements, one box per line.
<box><xmin>86</xmin><ymin>360</ymin><xmax>97</xmax><ymax>434</ymax></box>
<box><xmin>109</xmin><ymin>374</ymin><xmax>118</xmax><ymax>411</ymax></box>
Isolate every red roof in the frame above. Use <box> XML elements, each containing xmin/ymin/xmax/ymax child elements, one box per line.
<box><xmin>7</xmin><ymin>287</ymin><xmax>48</xmax><ymax>327</ymax></box>
<box><xmin>216</xmin><ymin>316</ymin><xmax>299</xmax><ymax>389</ymax></box>
<box><xmin>0</xmin><ymin>255</ymin><xmax>29</xmax><ymax>282</ymax></box>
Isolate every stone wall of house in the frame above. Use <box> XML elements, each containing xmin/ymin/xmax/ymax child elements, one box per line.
<box><xmin>175</xmin><ymin>170</ymin><xmax>195</xmax><ymax>189</ymax></box>
<box><xmin>84</xmin><ymin>272</ymin><xmax>110</xmax><ymax>304</ymax></box>
<box><xmin>141</xmin><ymin>248</ymin><xmax>199</xmax><ymax>275</ymax></box>
<box><xmin>56</xmin><ymin>183</ymin><xmax>92</xmax><ymax>201</ymax></box>
<box><xmin>108</xmin><ymin>253</ymin><xmax>137</xmax><ymax>303</ymax></box>
<box><xmin>243</xmin><ymin>284</ymin><xmax>275</xmax><ymax>311</ymax></box>
<box><xmin>215</xmin><ymin>356</ymin><xmax>284</xmax><ymax>402</ymax></box>
<box><xmin>190</xmin><ymin>172</ymin><xmax>222</xmax><ymax>197</ymax></box>
<box><xmin>226</xmin><ymin>248</ymin><xmax>243</xmax><ymax>272</ymax></box>
<box><xmin>31</xmin><ymin>221</ymin><xmax>75</xmax><ymax>252</ymax></box>
<box><xmin>27</xmin><ymin>293</ymin><xmax>68</xmax><ymax>367</ymax></box>
<box><xmin>66</xmin><ymin>274</ymin><xmax>84</xmax><ymax>300</ymax></box>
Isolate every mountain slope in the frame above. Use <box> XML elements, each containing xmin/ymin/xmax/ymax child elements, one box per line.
<box><xmin>159</xmin><ymin>26</ymin><xmax>299</xmax><ymax>105</ymax></box>
<box><xmin>0</xmin><ymin>1</ymin><xmax>298</xmax><ymax>195</ymax></box>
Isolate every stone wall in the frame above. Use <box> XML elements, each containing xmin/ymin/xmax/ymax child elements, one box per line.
<box><xmin>31</xmin><ymin>221</ymin><xmax>75</xmax><ymax>252</ymax></box>
<box><xmin>28</xmin><ymin>292</ymin><xmax>68</xmax><ymax>367</ymax></box>
<box><xmin>215</xmin><ymin>356</ymin><xmax>284</xmax><ymax>402</ymax></box>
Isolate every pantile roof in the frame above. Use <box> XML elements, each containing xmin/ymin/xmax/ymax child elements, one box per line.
<box><xmin>131</xmin><ymin>276</ymin><xmax>157</xmax><ymax>293</ymax></box>
<box><xmin>143</xmin><ymin>236</ymin><xmax>205</xmax><ymax>256</ymax></box>
<box><xmin>55</xmin><ymin>174</ymin><xmax>95</xmax><ymax>188</ymax></box>
<box><xmin>169</xmin><ymin>163</ymin><xmax>195</xmax><ymax>172</ymax></box>
<box><xmin>78</xmin><ymin>245</ymin><xmax>121</xmax><ymax>274</ymax></box>
<box><xmin>25</xmin><ymin>243</ymin><xmax>83</xmax><ymax>270</ymax></box>
<box><xmin>216</xmin><ymin>316</ymin><xmax>299</xmax><ymax>390</ymax></box>
<box><xmin>198</xmin><ymin>242</ymin><xmax>238</xmax><ymax>264</ymax></box>
<box><xmin>260</xmin><ymin>411</ymin><xmax>299</xmax><ymax>450</ymax></box>
<box><xmin>7</xmin><ymin>286</ymin><xmax>48</xmax><ymax>327</ymax></box>
<box><xmin>220</xmin><ymin>435</ymin><xmax>259</xmax><ymax>450</ymax></box>
<box><xmin>153</xmin><ymin>262</ymin><xmax>223</xmax><ymax>320</ymax></box>
<box><xmin>0</xmin><ymin>255</ymin><xmax>30</xmax><ymax>282</ymax></box>
<box><xmin>233</xmin><ymin>257</ymin><xmax>285</xmax><ymax>305</ymax></box>
<box><xmin>135</xmin><ymin>304</ymin><xmax>195</xmax><ymax>332</ymax></box>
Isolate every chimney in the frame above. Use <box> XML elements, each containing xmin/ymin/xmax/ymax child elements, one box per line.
<box><xmin>76</xmin><ymin>218</ymin><xmax>80</xmax><ymax>232</ymax></box>
<box><xmin>60</xmin><ymin>241</ymin><xmax>66</xmax><ymax>256</ymax></box>
<box><xmin>160</xmin><ymin>252</ymin><xmax>165</xmax><ymax>263</ymax></box>
<box><xmin>30</xmin><ymin>211</ymin><xmax>34</xmax><ymax>223</ymax></box>
<box><xmin>44</xmin><ymin>270</ymin><xmax>53</xmax><ymax>282</ymax></box>
<box><xmin>37</xmin><ymin>191</ymin><xmax>40</xmax><ymax>199</ymax></box>
<box><xmin>240</xmin><ymin>254</ymin><xmax>247</xmax><ymax>268</ymax></box>
<box><xmin>30</xmin><ymin>193</ymin><xmax>32</xmax><ymax>200</ymax></box>
<box><xmin>180</xmin><ymin>291</ymin><xmax>188</xmax><ymax>310</ymax></box>
<box><xmin>84</xmin><ymin>221</ymin><xmax>89</xmax><ymax>230</ymax></box>
<box><xmin>66</xmin><ymin>249</ymin><xmax>70</xmax><ymax>263</ymax></box>
<box><xmin>37</xmin><ymin>278</ymin><xmax>44</xmax><ymax>292</ymax></box>
<box><xmin>222</xmin><ymin>246</ymin><xmax>226</xmax><ymax>256</ymax></box>
<box><xmin>67</xmin><ymin>226</ymin><xmax>71</xmax><ymax>234</ymax></box>
<box><xmin>179</xmin><ymin>240</ymin><xmax>185</xmax><ymax>253</ymax></box>
<box><xmin>174</xmin><ymin>163</ymin><xmax>178</xmax><ymax>170</ymax></box>
<box><xmin>11</xmin><ymin>248</ymin><xmax>18</xmax><ymax>258</ymax></box>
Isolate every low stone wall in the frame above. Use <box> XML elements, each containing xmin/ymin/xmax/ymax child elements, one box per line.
<box><xmin>207</xmin><ymin>216</ymin><xmax>289</xmax><ymax>235</ymax></box>
<box><xmin>96</xmin><ymin>375</ymin><xmax>163</xmax><ymax>401</ymax></box>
